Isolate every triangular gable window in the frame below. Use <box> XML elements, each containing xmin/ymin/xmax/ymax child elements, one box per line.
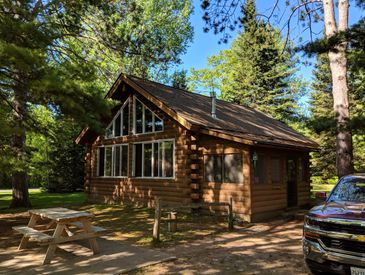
<box><xmin>105</xmin><ymin>99</ymin><xmax>130</xmax><ymax>139</ymax></box>
<box><xmin>134</xmin><ymin>97</ymin><xmax>163</xmax><ymax>134</ymax></box>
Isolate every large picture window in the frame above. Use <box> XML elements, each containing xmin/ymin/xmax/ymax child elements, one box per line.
<box><xmin>97</xmin><ymin>145</ymin><xmax>128</xmax><ymax>177</ymax></box>
<box><xmin>105</xmin><ymin>100</ymin><xmax>129</xmax><ymax>139</ymax></box>
<box><xmin>134</xmin><ymin>97</ymin><xmax>163</xmax><ymax>134</ymax></box>
<box><xmin>133</xmin><ymin>140</ymin><xmax>174</xmax><ymax>178</ymax></box>
<box><xmin>204</xmin><ymin>154</ymin><xmax>243</xmax><ymax>183</ymax></box>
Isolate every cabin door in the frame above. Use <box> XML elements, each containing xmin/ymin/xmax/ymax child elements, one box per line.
<box><xmin>287</xmin><ymin>158</ymin><xmax>298</xmax><ymax>207</ymax></box>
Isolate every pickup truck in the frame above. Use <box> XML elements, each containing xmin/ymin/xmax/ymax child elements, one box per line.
<box><xmin>303</xmin><ymin>174</ymin><xmax>365</xmax><ymax>275</ymax></box>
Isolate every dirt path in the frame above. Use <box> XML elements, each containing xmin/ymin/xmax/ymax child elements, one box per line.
<box><xmin>133</xmin><ymin>219</ymin><xmax>310</xmax><ymax>274</ymax></box>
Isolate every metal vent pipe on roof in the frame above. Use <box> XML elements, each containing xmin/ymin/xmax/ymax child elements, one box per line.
<box><xmin>210</xmin><ymin>91</ymin><xmax>217</xmax><ymax>119</ymax></box>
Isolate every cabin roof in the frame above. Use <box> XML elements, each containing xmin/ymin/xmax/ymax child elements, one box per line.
<box><xmin>77</xmin><ymin>74</ymin><xmax>318</xmax><ymax>150</ymax></box>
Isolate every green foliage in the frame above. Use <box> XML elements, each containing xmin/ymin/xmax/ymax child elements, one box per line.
<box><xmin>189</xmin><ymin>0</ymin><xmax>304</xmax><ymax>123</ymax></box>
<box><xmin>309</xmin><ymin>52</ymin><xmax>365</xmax><ymax>181</ymax></box>
<box><xmin>308</xmin><ymin>54</ymin><xmax>336</xmax><ymax>180</ymax></box>
<box><xmin>47</xmin><ymin>117</ymin><xmax>85</xmax><ymax>192</ymax></box>
<box><xmin>0</xmin><ymin>1</ymin><xmax>193</xmax><ymax>200</ymax></box>
<box><xmin>26</xmin><ymin>107</ymin><xmax>85</xmax><ymax>192</ymax></box>
<box><xmin>0</xmin><ymin>99</ymin><xmax>14</xmax><ymax>187</ymax></box>
<box><xmin>68</xmin><ymin>0</ymin><xmax>193</xmax><ymax>88</ymax></box>
<box><xmin>171</xmin><ymin>70</ymin><xmax>189</xmax><ymax>90</ymax></box>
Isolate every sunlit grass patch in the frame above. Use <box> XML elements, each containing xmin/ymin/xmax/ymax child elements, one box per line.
<box><xmin>0</xmin><ymin>189</ymin><xmax>86</xmax><ymax>213</ymax></box>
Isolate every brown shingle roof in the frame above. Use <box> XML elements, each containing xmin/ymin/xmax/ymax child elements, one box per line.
<box><xmin>127</xmin><ymin>75</ymin><xmax>317</xmax><ymax>150</ymax></box>
<box><xmin>76</xmin><ymin>74</ymin><xmax>317</xmax><ymax>150</ymax></box>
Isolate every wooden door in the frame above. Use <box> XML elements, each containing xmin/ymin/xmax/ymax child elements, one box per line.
<box><xmin>287</xmin><ymin>158</ymin><xmax>298</xmax><ymax>207</ymax></box>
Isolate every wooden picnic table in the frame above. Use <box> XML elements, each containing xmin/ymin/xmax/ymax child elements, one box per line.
<box><xmin>13</xmin><ymin>207</ymin><xmax>106</xmax><ymax>265</ymax></box>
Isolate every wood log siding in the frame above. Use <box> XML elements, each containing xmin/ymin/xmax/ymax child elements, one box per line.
<box><xmin>84</xmin><ymin>145</ymin><xmax>92</xmax><ymax>194</ymax></box>
<box><xmin>188</xmin><ymin>134</ymin><xmax>201</xmax><ymax>201</ymax></box>
<box><xmin>198</xmin><ymin>136</ymin><xmax>252</xmax><ymax>220</ymax></box>
<box><xmin>250</xmin><ymin>148</ymin><xmax>311</xmax><ymax>220</ymax></box>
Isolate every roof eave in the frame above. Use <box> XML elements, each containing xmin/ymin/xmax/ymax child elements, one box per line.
<box><xmin>199</xmin><ymin>127</ymin><xmax>318</xmax><ymax>151</ymax></box>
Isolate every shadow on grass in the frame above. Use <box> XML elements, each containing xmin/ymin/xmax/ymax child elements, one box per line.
<box><xmin>77</xmin><ymin>204</ymin><xmax>229</xmax><ymax>247</ymax></box>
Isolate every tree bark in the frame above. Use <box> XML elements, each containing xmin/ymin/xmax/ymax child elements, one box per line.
<box><xmin>10</xmin><ymin>84</ymin><xmax>31</xmax><ymax>208</ymax></box>
<box><xmin>322</xmin><ymin>0</ymin><xmax>354</xmax><ymax>178</ymax></box>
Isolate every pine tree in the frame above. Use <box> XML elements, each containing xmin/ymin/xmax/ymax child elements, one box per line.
<box><xmin>309</xmin><ymin>53</ymin><xmax>365</xmax><ymax>182</ymax></box>
<box><xmin>227</xmin><ymin>0</ymin><xmax>300</xmax><ymax>122</ymax></box>
<box><xmin>309</xmin><ymin>54</ymin><xmax>337</xmax><ymax>181</ymax></box>
<box><xmin>189</xmin><ymin>0</ymin><xmax>302</xmax><ymax>123</ymax></box>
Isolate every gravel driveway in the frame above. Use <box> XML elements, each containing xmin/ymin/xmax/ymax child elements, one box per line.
<box><xmin>133</xmin><ymin>218</ymin><xmax>310</xmax><ymax>275</ymax></box>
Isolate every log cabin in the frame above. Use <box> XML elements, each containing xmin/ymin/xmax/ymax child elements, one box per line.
<box><xmin>76</xmin><ymin>74</ymin><xmax>318</xmax><ymax>222</ymax></box>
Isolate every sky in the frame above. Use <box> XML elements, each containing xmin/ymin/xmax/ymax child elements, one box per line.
<box><xmin>178</xmin><ymin>0</ymin><xmax>364</xmax><ymax>97</ymax></box>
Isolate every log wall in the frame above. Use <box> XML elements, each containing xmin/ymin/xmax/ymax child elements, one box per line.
<box><xmin>249</xmin><ymin>147</ymin><xmax>311</xmax><ymax>221</ymax></box>
<box><xmin>198</xmin><ymin>135</ymin><xmax>252</xmax><ymax>221</ymax></box>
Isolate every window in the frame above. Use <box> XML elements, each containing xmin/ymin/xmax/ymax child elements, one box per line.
<box><xmin>253</xmin><ymin>153</ymin><xmax>267</xmax><ymax>184</ymax></box>
<box><xmin>135</xmin><ymin>100</ymin><xmax>143</xmax><ymax>134</ymax></box>
<box><xmin>144</xmin><ymin>143</ymin><xmax>152</xmax><ymax>177</ymax></box>
<box><xmin>134</xmin><ymin>144</ymin><xmax>142</xmax><ymax>177</ymax></box>
<box><xmin>161</xmin><ymin>141</ymin><xmax>174</xmax><ymax>177</ymax></box>
<box><xmin>205</xmin><ymin>155</ymin><xmax>222</xmax><ymax>182</ymax></box>
<box><xmin>97</xmin><ymin>147</ymin><xmax>105</xmax><ymax>176</ymax></box>
<box><xmin>105</xmin><ymin>147</ymin><xmax>112</xmax><ymax>176</ymax></box>
<box><xmin>224</xmin><ymin>154</ymin><xmax>243</xmax><ymax>183</ymax></box>
<box><xmin>155</xmin><ymin>116</ymin><xmax>163</xmax><ymax>131</ymax></box>
<box><xmin>105</xmin><ymin>100</ymin><xmax>130</xmax><ymax>139</ymax></box>
<box><xmin>134</xmin><ymin>97</ymin><xmax>163</xmax><ymax>134</ymax></box>
<box><xmin>145</xmin><ymin>109</ymin><xmax>153</xmax><ymax>133</ymax></box>
<box><xmin>133</xmin><ymin>140</ymin><xmax>174</xmax><ymax>178</ymax></box>
<box><xmin>271</xmin><ymin>158</ymin><xmax>281</xmax><ymax>185</ymax></box>
<box><xmin>204</xmin><ymin>154</ymin><xmax>243</xmax><ymax>183</ymax></box>
<box><xmin>97</xmin><ymin>145</ymin><xmax>128</xmax><ymax>177</ymax></box>
<box><xmin>122</xmin><ymin>102</ymin><xmax>129</xmax><ymax>136</ymax></box>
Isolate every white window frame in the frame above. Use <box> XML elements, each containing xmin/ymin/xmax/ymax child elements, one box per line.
<box><xmin>96</xmin><ymin>144</ymin><xmax>129</xmax><ymax>178</ymax></box>
<box><xmin>104</xmin><ymin>99</ymin><xmax>130</xmax><ymax>139</ymax></box>
<box><xmin>132</xmin><ymin>139</ymin><xmax>175</xmax><ymax>179</ymax></box>
<box><xmin>133</xmin><ymin>96</ymin><xmax>163</xmax><ymax>135</ymax></box>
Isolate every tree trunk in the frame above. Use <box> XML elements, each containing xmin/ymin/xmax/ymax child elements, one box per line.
<box><xmin>10</xmin><ymin>85</ymin><xmax>31</xmax><ymax>208</ymax></box>
<box><xmin>322</xmin><ymin>0</ymin><xmax>354</xmax><ymax>178</ymax></box>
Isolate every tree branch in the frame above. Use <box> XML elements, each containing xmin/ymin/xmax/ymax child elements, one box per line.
<box><xmin>282</xmin><ymin>0</ymin><xmax>322</xmax><ymax>50</ymax></box>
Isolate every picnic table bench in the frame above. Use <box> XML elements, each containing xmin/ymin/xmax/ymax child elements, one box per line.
<box><xmin>12</xmin><ymin>207</ymin><xmax>107</xmax><ymax>265</ymax></box>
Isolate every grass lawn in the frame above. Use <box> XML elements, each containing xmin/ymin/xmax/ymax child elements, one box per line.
<box><xmin>0</xmin><ymin>189</ymin><xmax>228</xmax><ymax>247</ymax></box>
<box><xmin>311</xmin><ymin>183</ymin><xmax>336</xmax><ymax>194</ymax></box>
<box><xmin>310</xmin><ymin>182</ymin><xmax>337</xmax><ymax>202</ymax></box>
<box><xmin>0</xmin><ymin>189</ymin><xmax>86</xmax><ymax>212</ymax></box>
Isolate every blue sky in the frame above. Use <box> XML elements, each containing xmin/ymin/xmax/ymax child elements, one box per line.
<box><xmin>178</xmin><ymin>0</ymin><xmax>364</xmax><ymax>90</ymax></box>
